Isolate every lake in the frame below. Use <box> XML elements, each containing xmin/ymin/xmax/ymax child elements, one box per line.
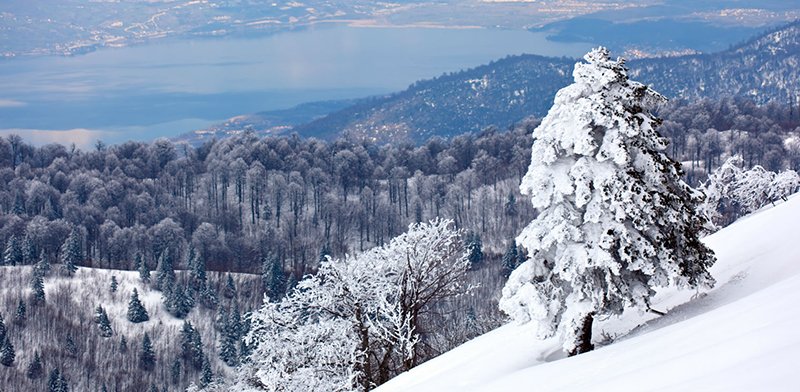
<box><xmin>0</xmin><ymin>24</ymin><xmax>592</xmax><ymax>147</ymax></box>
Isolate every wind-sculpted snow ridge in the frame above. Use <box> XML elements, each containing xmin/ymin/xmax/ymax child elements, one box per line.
<box><xmin>376</xmin><ymin>194</ymin><xmax>800</xmax><ymax>392</ymax></box>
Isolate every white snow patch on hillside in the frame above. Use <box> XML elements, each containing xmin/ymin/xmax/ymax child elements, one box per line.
<box><xmin>377</xmin><ymin>195</ymin><xmax>800</xmax><ymax>392</ymax></box>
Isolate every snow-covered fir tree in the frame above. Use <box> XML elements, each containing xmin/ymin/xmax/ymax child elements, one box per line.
<box><xmin>14</xmin><ymin>300</ymin><xmax>26</xmax><ymax>325</ymax></box>
<box><xmin>137</xmin><ymin>252</ymin><xmax>151</xmax><ymax>284</ymax></box>
<box><xmin>0</xmin><ymin>313</ymin><xmax>6</xmax><ymax>342</ymax></box>
<box><xmin>140</xmin><ymin>332</ymin><xmax>157</xmax><ymax>371</ymax></box>
<box><xmin>156</xmin><ymin>249</ymin><xmax>176</xmax><ymax>291</ymax></box>
<box><xmin>3</xmin><ymin>234</ymin><xmax>23</xmax><ymax>266</ymax></box>
<box><xmin>60</xmin><ymin>229</ymin><xmax>82</xmax><ymax>275</ymax></box>
<box><xmin>94</xmin><ymin>305</ymin><xmax>114</xmax><ymax>337</ymax></box>
<box><xmin>127</xmin><ymin>288</ymin><xmax>150</xmax><ymax>323</ymax></box>
<box><xmin>502</xmin><ymin>240</ymin><xmax>521</xmax><ymax>277</ymax></box>
<box><xmin>48</xmin><ymin>368</ymin><xmax>69</xmax><ymax>392</ymax></box>
<box><xmin>499</xmin><ymin>47</ymin><xmax>716</xmax><ymax>356</ymax></box>
<box><xmin>30</xmin><ymin>264</ymin><xmax>46</xmax><ymax>305</ymax></box>
<box><xmin>26</xmin><ymin>351</ymin><xmax>43</xmax><ymax>379</ymax></box>
<box><xmin>22</xmin><ymin>234</ymin><xmax>36</xmax><ymax>265</ymax></box>
<box><xmin>1</xmin><ymin>335</ymin><xmax>15</xmax><ymax>367</ymax></box>
<box><xmin>180</xmin><ymin>320</ymin><xmax>204</xmax><ymax>370</ymax></box>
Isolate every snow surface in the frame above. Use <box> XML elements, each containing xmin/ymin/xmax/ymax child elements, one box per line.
<box><xmin>376</xmin><ymin>195</ymin><xmax>800</xmax><ymax>392</ymax></box>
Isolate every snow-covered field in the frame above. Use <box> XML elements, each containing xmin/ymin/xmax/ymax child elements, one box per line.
<box><xmin>377</xmin><ymin>195</ymin><xmax>800</xmax><ymax>392</ymax></box>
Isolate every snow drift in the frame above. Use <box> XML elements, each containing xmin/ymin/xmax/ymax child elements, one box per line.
<box><xmin>376</xmin><ymin>195</ymin><xmax>800</xmax><ymax>392</ymax></box>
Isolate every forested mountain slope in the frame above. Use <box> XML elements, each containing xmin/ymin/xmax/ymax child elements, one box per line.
<box><xmin>376</xmin><ymin>194</ymin><xmax>800</xmax><ymax>392</ymax></box>
<box><xmin>293</xmin><ymin>21</ymin><xmax>800</xmax><ymax>143</ymax></box>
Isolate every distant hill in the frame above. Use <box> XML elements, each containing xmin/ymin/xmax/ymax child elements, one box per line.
<box><xmin>173</xmin><ymin>99</ymin><xmax>360</xmax><ymax>146</ymax></box>
<box><xmin>290</xmin><ymin>21</ymin><xmax>800</xmax><ymax>144</ymax></box>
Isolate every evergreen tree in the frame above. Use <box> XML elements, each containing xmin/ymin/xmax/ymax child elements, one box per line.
<box><xmin>188</xmin><ymin>246</ymin><xmax>207</xmax><ymax>291</ymax></box>
<box><xmin>165</xmin><ymin>284</ymin><xmax>194</xmax><ymax>318</ymax></box>
<box><xmin>64</xmin><ymin>335</ymin><xmax>78</xmax><ymax>358</ymax></box>
<box><xmin>499</xmin><ymin>48</ymin><xmax>716</xmax><ymax>356</ymax></box>
<box><xmin>218</xmin><ymin>322</ymin><xmax>239</xmax><ymax>366</ymax></box>
<box><xmin>198</xmin><ymin>285</ymin><xmax>219</xmax><ymax>309</ymax></box>
<box><xmin>22</xmin><ymin>233</ymin><xmax>36</xmax><ymax>265</ymax></box>
<box><xmin>502</xmin><ymin>240</ymin><xmax>520</xmax><ymax>278</ymax></box>
<box><xmin>127</xmin><ymin>288</ymin><xmax>150</xmax><ymax>323</ymax></box>
<box><xmin>223</xmin><ymin>274</ymin><xmax>237</xmax><ymax>299</ymax></box>
<box><xmin>60</xmin><ymin>229</ymin><xmax>82</xmax><ymax>275</ymax></box>
<box><xmin>465</xmin><ymin>232</ymin><xmax>484</xmax><ymax>270</ymax></box>
<box><xmin>94</xmin><ymin>305</ymin><xmax>113</xmax><ymax>337</ymax></box>
<box><xmin>37</xmin><ymin>250</ymin><xmax>51</xmax><ymax>276</ymax></box>
<box><xmin>180</xmin><ymin>320</ymin><xmax>204</xmax><ymax>370</ymax></box>
<box><xmin>48</xmin><ymin>369</ymin><xmax>62</xmax><ymax>392</ymax></box>
<box><xmin>262</xmin><ymin>255</ymin><xmax>285</xmax><ymax>302</ymax></box>
<box><xmin>171</xmin><ymin>357</ymin><xmax>182</xmax><ymax>385</ymax></box>
<box><xmin>0</xmin><ymin>336</ymin><xmax>14</xmax><ymax>366</ymax></box>
<box><xmin>14</xmin><ymin>300</ymin><xmax>26</xmax><ymax>325</ymax></box>
<box><xmin>3</xmin><ymin>234</ymin><xmax>23</xmax><ymax>266</ymax></box>
<box><xmin>31</xmin><ymin>262</ymin><xmax>46</xmax><ymax>305</ymax></box>
<box><xmin>504</xmin><ymin>192</ymin><xmax>518</xmax><ymax>217</ymax></box>
<box><xmin>200</xmin><ymin>354</ymin><xmax>213</xmax><ymax>387</ymax></box>
<box><xmin>26</xmin><ymin>351</ymin><xmax>43</xmax><ymax>379</ymax></box>
<box><xmin>110</xmin><ymin>276</ymin><xmax>118</xmax><ymax>293</ymax></box>
<box><xmin>155</xmin><ymin>249</ymin><xmax>176</xmax><ymax>292</ymax></box>
<box><xmin>148</xmin><ymin>384</ymin><xmax>159</xmax><ymax>392</ymax></box>
<box><xmin>137</xmin><ymin>252</ymin><xmax>150</xmax><ymax>284</ymax></box>
<box><xmin>100</xmin><ymin>383</ymin><xmax>109</xmax><ymax>392</ymax></box>
<box><xmin>0</xmin><ymin>313</ymin><xmax>6</xmax><ymax>343</ymax></box>
<box><xmin>140</xmin><ymin>332</ymin><xmax>156</xmax><ymax>371</ymax></box>
<box><xmin>119</xmin><ymin>336</ymin><xmax>128</xmax><ymax>353</ymax></box>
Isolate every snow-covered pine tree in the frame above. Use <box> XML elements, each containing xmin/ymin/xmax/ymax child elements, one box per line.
<box><xmin>110</xmin><ymin>276</ymin><xmax>118</xmax><ymax>293</ymax></box>
<box><xmin>30</xmin><ymin>265</ymin><xmax>46</xmax><ymax>306</ymax></box>
<box><xmin>22</xmin><ymin>234</ymin><xmax>36</xmax><ymax>265</ymax></box>
<box><xmin>0</xmin><ymin>313</ymin><xmax>6</xmax><ymax>343</ymax></box>
<box><xmin>94</xmin><ymin>305</ymin><xmax>114</xmax><ymax>337</ymax></box>
<box><xmin>261</xmin><ymin>255</ymin><xmax>286</xmax><ymax>302</ymax></box>
<box><xmin>171</xmin><ymin>357</ymin><xmax>181</xmax><ymax>385</ymax></box>
<box><xmin>60</xmin><ymin>229</ymin><xmax>82</xmax><ymax>275</ymax></box>
<box><xmin>140</xmin><ymin>332</ymin><xmax>156</xmax><ymax>371</ymax></box>
<box><xmin>180</xmin><ymin>320</ymin><xmax>204</xmax><ymax>370</ymax></box>
<box><xmin>3</xmin><ymin>234</ymin><xmax>23</xmax><ymax>266</ymax></box>
<box><xmin>137</xmin><ymin>252</ymin><xmax>151</xmax><ymax>284</ymax></box>
<box><xmin>219</xmin><ymin>304</ymin><xmax>241</xmax><ymax>367</ymax></box>
<box><xmin>499</xmin><ymin>47</ymin><xmax>716</xmax><ymax>356</ymax></box>
<box><xmin>14</xmin><ymin>300</ymin><xmax>26</xmax><ymax>325</ymax></box>
<box><xmin>119</xmin><ymin>336</ymin><xmax>128</xmax><ymax>353</ymax></box>
<box><xmin>26</xmin><ymin>351</ymin><xmax>43</xmax><ymax>379</ymax></box>
<box><xmin>223</xmin><ymin>274</ymin><xmax>237</xmax><ymax>299</ymax></box>
<box><xmin>502</xmin><ymin>240</ymin><xmax>520</xmax><ymax>278</ymax></box>
<box><xmin>155</xmin><ymin>249</ymin><xmax>176</xmax><ymax>291</ymax></box>
<box><xmin>465</xmin><ymin>232</ymin><xmax>484</xmax><ymax>270</ymax></box>
<box><xmin>200</xmin><ymin>354</ymin><xmax>213</xmax><ymax>387</ymax></box>
<box><xmin>1</xmin><ymin>336</ymin><xmax>15</xmax><ymax>366</ymax></box>
<box><xmin>188</xmin><ymin>246</ymin><xmax>207</xmax><ymax>291</ymax></box>
<box><xmin>127</xmin><ymin>288</ymin><xmax>150</xmax><ymax>323</ymax></box>
<box><xmin>48</xmin><ymin>369</ymin><xmax>63</xmax><ymax>392</ymax></box>
<box><xmin>64</xmin><ymin>335</ymin><xmax>78</xmax><ymax>358</ymax></box>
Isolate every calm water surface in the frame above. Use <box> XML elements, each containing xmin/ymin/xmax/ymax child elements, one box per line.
<box><xmin>0</xmin><ymin>25</ymin><xmax>592</xmax><ymax>146</ymax></box>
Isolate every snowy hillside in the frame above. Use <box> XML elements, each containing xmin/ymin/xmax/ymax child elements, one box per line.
<box><xmin>0</xmin><ymin>266</ymin><xmax>262</xmax><ymax>391</ymax></box>
<box><xmin>376</xmin><ymin>195</ymin><xmax>800</xmax><ymax>391</ymax></box>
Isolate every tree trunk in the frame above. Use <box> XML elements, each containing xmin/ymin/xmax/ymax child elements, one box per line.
<box><xmin>567</xmin><ymin>312</ymin><xmax>595</xmax><ymax>356</ymax></box>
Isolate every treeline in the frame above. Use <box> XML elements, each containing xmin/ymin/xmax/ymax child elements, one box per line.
<box><xmin>0</xmin><ymin>125</ymin><xmax>537</xmax><ymax>278</ymax></box>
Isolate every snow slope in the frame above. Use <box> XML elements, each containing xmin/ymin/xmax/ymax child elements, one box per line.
<box><xmin>377</xmin><ymin>195</ymin><xmax>800</xmax><ymax>392</ymax></box>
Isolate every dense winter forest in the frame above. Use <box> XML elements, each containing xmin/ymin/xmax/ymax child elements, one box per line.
<box><xmin>1</xmin><ymin>92</ymin><xmax>800</xmax><ymax>390</ymax></box>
